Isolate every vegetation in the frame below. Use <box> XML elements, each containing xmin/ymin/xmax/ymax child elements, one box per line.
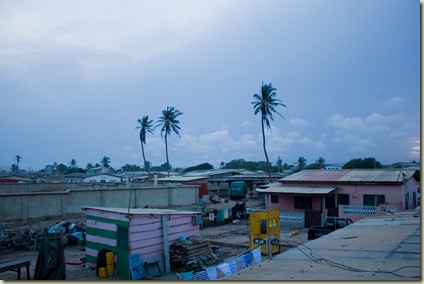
<box><xmin>11</xmin><ymin>154</ymin><xmax>22</xmax><ymax>172</ymax></box>
<box><xmin>306</xmin><ymin>157</ymin><xmax>326</xmax><ymax>169</ymax></box>
<box><xmin>120</xmin><ymin>164</ymin><xmax>143</xmax><ymax>172</ymax></box>
<box><xmin>183</xmin><ymin>163</ymin><xmax>214</xmax><ymax>173</ymax></box>
<box><xmin>69</xmin><ymin>159</ymin><xmax>77</xmax><ymax>168</ymax></box>
<box><xmin>100</xmin><ymin>156</ymin><xmax>111</xmax><ymax>168</ymax></box>
<box><xmin>64</xmin><ymin>167</ymin><xmax>86</xmax><ymax>174</ymax></box>
<box><xmin>252</xmin><ymin>82</ymin><xmax>286</xmax><ymax>183</ymax></box>
<box><xmin>156</xmin><ymin>106</ymin><xmax>183</xmax><ymax>177</ymax></box>
<box><xmin>295</xmin><ymin>156</ymin><xmax>307</xmax><ymax>172</ymax></box>
<box><xmin>343</xmin><ymin>157</ymin><xmax>382</xmax><ymax>169</ymax></box>
<box><xmin>136</xmin><ymin>116</ymin><xmax>155</xmax><ymax>176</ymax></box>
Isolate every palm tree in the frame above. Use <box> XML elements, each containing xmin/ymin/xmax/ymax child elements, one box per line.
<box><xmin>316</xmin><ymin>157</ymin><xmax>326</xmax><ymax>169</ymax></box>
<box><xmin>136</xmin><ymin>116</ymin><xmax>155</xmax><ymax>177</ymax></box>
<box><xmin>156</xmin><ymin>106</ymin><xmax>183</xmax><ymax>177</ymax></box>
<box><xmin>86</xmin><ymin>162</ymin><xmax>94</xmax><ymax>171</ymax></box>
<box><xmin>15</xmin><ymin>155</ymin><xmax>22</xmax><ymax>167</ymax></box>
<box><xmin>297</xmin><ymin>156</ymin><xmax>307</xmax><ymax>171</ymax></box>
<box><xmin>252</xmin><ymin>82</ymin><xmax>286</xmax><ymax>183</ymax></box>
<box><xmin>100</xmin><ymin>156</ymin><xmax>111</xmax><ymax>168</ymax></box>
<box><xmin>70</xmin><ymin>159</ymin><xmax>77</xmax><ymax>168</ymax></box>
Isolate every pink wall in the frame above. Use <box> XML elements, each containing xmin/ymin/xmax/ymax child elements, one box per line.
<box><xmin>267</xmin><ymin>195</ymin><xmax>323</xmax><ymax>212</ymax></box>
<box><xmin>129</xmin><ymin>214</ymin><xmax>200</xmax><ymax>260</ymax></box>
<box><xmin>265</xmin><ymin>177</ymin><xmax>419</xmax><ymax>224</ymax></box>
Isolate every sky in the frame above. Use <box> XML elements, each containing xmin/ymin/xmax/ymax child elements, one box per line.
<box><xmin>0</xmin><ymin>0</ymin><xmax>420</xmax><ymax>172</ymax></box>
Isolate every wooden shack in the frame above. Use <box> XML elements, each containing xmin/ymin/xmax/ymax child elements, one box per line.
<box><xmin>82</xmin><ymin>206</ymin><xmax>203</xmax><ymax>279</ymax></box>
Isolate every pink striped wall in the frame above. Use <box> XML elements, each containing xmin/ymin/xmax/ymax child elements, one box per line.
<box><xmin>128</xmin><ymin>214</ymin><xmax>200</xmax><ymax>260</ymax></box>
<box><xmin>87</xmin><ymin>219</ymin><xmax>117</xmax><ymax>231</ymax></box>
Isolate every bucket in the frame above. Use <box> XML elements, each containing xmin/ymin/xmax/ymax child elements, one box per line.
<box><xmin>98</xmin><ymin>267</ymin><xmax>108</xmax><ymax>278</ymax></box>
<box><xmin>107</xmin><ymin>264</ymin><xmax>115</xmax><ymax>277</ymax></box>
<box><xmin>106</xmin><ymin>252</ymin><xmax>114</xmax><ymax>265</ymax></box>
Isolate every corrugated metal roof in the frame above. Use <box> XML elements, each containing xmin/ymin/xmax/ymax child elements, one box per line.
<box><xmin>157</xmin><ymin>176</ymin><xmax>208</xmax><ymax>182</ymax></box>
<box><xmin>257</xmin><ymin>185</ymin><xmax>336</xmax><ymax>194</ymax></box>
<box><xmin>281</xmin><ymin>169</ymin><xmax>418</xmax><ymax>183</ymax></box>
<box><xmin>82</xmin><ymin>207</ymin><xmax>202</xmax><ymax>215</ymax></box>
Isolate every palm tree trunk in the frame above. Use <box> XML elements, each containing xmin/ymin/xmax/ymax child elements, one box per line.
<box><xmin>141</xmin><ymin>142</ymin><xmax>151</xmax><ymax>178</ymax></box>
<box><xmin>165</xmin><ymin>135</ymin><xmax>170</xmax><ymax>177</ymax></box>
<box><xmin>261</xmin><ymin>118</ymin><xmax>272</xmax><ymax>183</ymax></box>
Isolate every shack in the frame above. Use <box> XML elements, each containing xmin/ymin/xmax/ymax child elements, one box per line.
<box><xmin>82</xmin><ymin>206</ymin><xmax>203</xmax><ymax>279</ymax></box>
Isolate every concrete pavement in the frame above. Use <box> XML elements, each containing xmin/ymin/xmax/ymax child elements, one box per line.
<box><xmin>224</xmin><ymin>208</ymin><xmax>421</xmax><ymax>281</ymax></box>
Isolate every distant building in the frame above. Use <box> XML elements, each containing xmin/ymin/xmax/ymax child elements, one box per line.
<box><xmin>0</xmin><ymin>174</ymin><xmax>31</xmax><ymax>184</ymax></box>
<box><xmin>83</xmin><ymin>174</ymin><xmax>123</xmax><ymax>183</ymax></box>
<box><xmin>324</xmin><ymin>163</ymin><xmax>344</xmax><ymax>170</ymax></box>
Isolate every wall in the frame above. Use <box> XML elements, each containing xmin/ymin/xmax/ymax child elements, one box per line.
<box><xmin>0</xmin><ymin>182</ymin><xmax>131</xmax><ymax>193</ymax></box>
<box><xmin>0</xmin><ymin>185</ymin><xmax>199</xmax><ymax>222</ymax></box>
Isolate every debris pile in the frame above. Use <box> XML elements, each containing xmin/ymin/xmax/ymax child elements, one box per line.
<box><xmin>0</xmin><ymin>225</ymin><xmax>37</xmax><ymax>250</ymax></box>
<box><xmin>169</xmin><ymin>238</ymin><xmax>220</xmax><ymax>271</ymax></box>
<box><xmin>0</xmin><ymin>220</ymin><xmax>86</xmax><ymax>251</ymax></box>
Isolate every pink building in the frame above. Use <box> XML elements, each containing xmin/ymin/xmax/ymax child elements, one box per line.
<box><xmin>83</xmin><ymin>207</ymin><xmax>202</xmax><ymax>279</ymax></box>
<box><xmin>257</xmin><ymin>169</ymin><xmax>420</xmax><ymax>227</ymax></box>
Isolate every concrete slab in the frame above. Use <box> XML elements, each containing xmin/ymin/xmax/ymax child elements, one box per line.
<box><xmin>223</xmin><ymin>209</ymin><xmax>421</xmax><ymax>281</ymax></box>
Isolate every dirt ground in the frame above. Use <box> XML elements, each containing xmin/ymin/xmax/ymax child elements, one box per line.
<box><xmin>0</xmin><ymin>200</ymin><xmax>309</xmax><ymax>281</ymax></box>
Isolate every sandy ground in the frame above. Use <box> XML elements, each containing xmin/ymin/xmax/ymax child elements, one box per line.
<box><xmin>0</xmin><ymin>200</ymin><xmax>309</xmax><ymax>281</ymax></box>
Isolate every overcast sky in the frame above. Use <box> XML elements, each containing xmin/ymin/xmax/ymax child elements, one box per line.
<box><xmin>0</xmin><ymin>0</ymin><xmax>420</xmax><ymax>171</ymax></box>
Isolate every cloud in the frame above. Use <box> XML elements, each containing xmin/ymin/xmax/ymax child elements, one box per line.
<box><xmin>328</xmin><ymin>112</ymin><xmax>417</xmax><ymax>157</ymax></box>
<box><xmin>382</xmin><ymin>96</ymin><xmax>406</xmax><ymax>107</ymax></box>
<box><xmin>288</xmin><ymin>118</ymin><xmax>308</xmax><ymax>126</ymax></box>
<box><xmin>329</xmin><ymin>112</ymin><xmax>407</xmax><ymax>139</ymax></box>
<box><xmin>298</xmin><ymin>137</ymin><xmax>326</xmax><ymax>150</ymax></box>
<box><xmin>0</xmin><ymin>1</ymin><xmax>235</xmax><ymax>80</ymax></box>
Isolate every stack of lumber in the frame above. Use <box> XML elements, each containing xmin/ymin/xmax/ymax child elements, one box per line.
<box><xmin>169</xmin><ymin>239</ymin><xmax>213</xmax><ymax>271</ymax></box>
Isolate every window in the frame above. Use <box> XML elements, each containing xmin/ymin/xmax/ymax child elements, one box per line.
<box><xmin>325</xmin><ymin>195</ymin><xmax>335</xmax><ymax>209</ymax></box>
<box><xmin>363</xmin><ymin>194</ymin><xmax>385</xmax><ymax>206</ymax></box>
<box><xmin>337</xmin><ymin>194</ymin><xmax>350</xmax><ymax>205</ymax></box>
<box><xmin>294</xmin><ymin>196</ymin><xmax>312</xmax><ymax>209</ymax></box>
<box><xmin>270</xmin><ymin>195</ymin><xmax>279</xmax><ymax>203</ymax></box>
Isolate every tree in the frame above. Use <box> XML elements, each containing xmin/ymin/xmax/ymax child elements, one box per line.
<box><xmin>156</xmin><ymin>106</ymin><xmax>183</xmax><ymax>177</ymax></box>
<box><xmin>183</xmin><ymin>163</ymin><xmax>214</xmax><ymax>173</ymax></box>
<box><xmin>120</xmin><ymin>164</ymin><xmax>142</xmax><ymax>172</ymax></box>
<box><xmin>70</xmin><ymin>159</ymin><xmax>77</xmax><ymax>168</ymax></box>
<box><xmin>15</xmin><ymin>155</ymin><xmax>22</xmax><ymax>166</ymax></box>
<box><xmin>100</xmin><ymin>156</ymin><xmax>111</xmax><ymax>168</ymax></box>
<box><xmin>56</xmin><ymin>163</ymin><xmax>67</xmax><ymax>173</ymax></box>
<box><xmin>85</xmin><ymin>163</ymin><xmax>94</xmax><ymax>170</ymax></box>
<box><xmin>276</xmin><ymin>156</ymin><xmax>283</xmax><ymax>173</ymax></box>
<box><xmin>13</xmin><ymin>155</ymin><xmax>22</xmax><ymax>172</ymax></box>
<box><xmin>316</xmin><ymin>157</ymin><xmax>326</xmax><ymax>169</ymax></box>
<box><xmin>136</xmin><ymin>116</ymin><xmax>155</xmax><ymax>176</ymax></box>
<box><xmin>343</xmin><ymin>157</ymin><xmax>382</xmax><ymax>169</ymax></box>
<box><xmin>297</xmin><ymin>156</ymin><xmax>307</xmax><ymax>171</ymax></box>
<box><xmin>252</xmin><ymin>82</ymin><xmax>286</xmax><ymax>182</ymax></box>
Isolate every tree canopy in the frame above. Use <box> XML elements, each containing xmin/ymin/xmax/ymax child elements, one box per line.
<box><xmin>183</xmin><ymin>163</ymin><xmax>214</xmax><ymax>173</ymax></box>
<box><xmin>343</xmin><ymin>157</ymin><xmax>382</xmax><ymax>169</ymax></box>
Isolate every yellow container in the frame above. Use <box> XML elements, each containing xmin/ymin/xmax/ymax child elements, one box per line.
<box><xmin>107</xmin><ymin>264</ymin><xmax>115</xmax><ymax>277</ymax></box>
<box><xmin>98</xmin><ymin>267</ymin><xmax>108</xmax><ymax>278</ymax></box>
<box><xmin>106</xmin><ymin>252</ymin><xmax>114</xmax><ymax>265</ymax></box>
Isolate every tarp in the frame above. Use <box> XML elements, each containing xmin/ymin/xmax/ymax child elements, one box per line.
<box><xmin>33</xmin><ymin>228</ymin><xmax>66</xmax><ymax>280</ymax></box>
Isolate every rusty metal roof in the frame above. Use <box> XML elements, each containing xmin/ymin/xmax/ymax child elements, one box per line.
<box><xmin>82</xmin><ymin>207</ymin><xmax>202</xmax><ymax>215</ymax></box>
<box><xmin>157</xmin><ymin>176</ymin><xmax>208</xmax><ymax>182</ymax></box>
<box><xmin>257</xmin><ymin>185</ymin><xmax>336</xmax><ymax>195</ymax></box>
<box><xmin>280</xmin><ymin>169</ymin><xmax>418</xmax><ymax>184</ymax></box>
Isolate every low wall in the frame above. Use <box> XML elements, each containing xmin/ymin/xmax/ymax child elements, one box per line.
<box><xmin>0</xmin><ymin>185</ymin><xmax>199</xmax><ymax>222</ymax></box>
<box><xmin>0</xmin><ymin>182</ymin><xmax>131</xmax><ymax>193</ymax></box>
